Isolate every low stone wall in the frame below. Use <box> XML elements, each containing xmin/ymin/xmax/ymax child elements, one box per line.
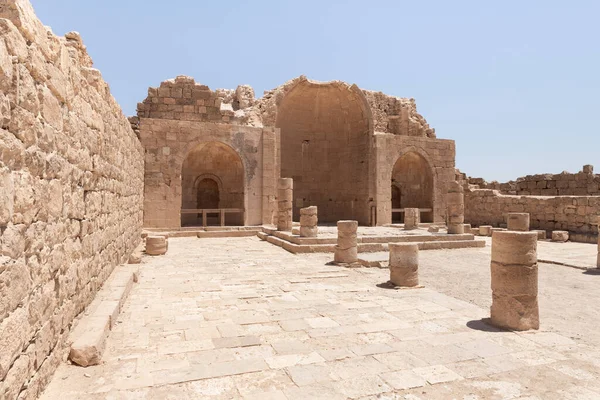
<box><xmin>465</xmin><ymin>189</ymin><xmax>599</xmax><ymax>243</ymax></box>
<box><xmin>0</xmin><ymin>1</ymin><xmax>144</xmax><ymax>398</ymax></box>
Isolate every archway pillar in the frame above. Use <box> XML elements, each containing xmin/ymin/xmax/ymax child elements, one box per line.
<box><xmin>372</xmin><ymin>134</ymin><xmax>456</xmax><ymax>226</ymax></box>
<box><xmin>139</xmin><ymin>118</ymin><xmax>278</xmax><ymax>229</ymax></box>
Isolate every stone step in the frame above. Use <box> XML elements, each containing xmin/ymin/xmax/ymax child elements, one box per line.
<box><xmin>68</xmin><ymin>264</ymin><xmax>139</xmax><ymax>367</ymax></box>
<box><xmin>197</xmin><ymin>230</ymin><xmax>260</xmax><ymax>238</ymax></box>
<box><xmin>260</xmin><ymin>232</ymin><xmax>485</xmax><ymax>255</ymax></box>
<box><xmin>358</xmin><ymin>240</ymin><xmax>487</xmax><ymax>268</ymax></box>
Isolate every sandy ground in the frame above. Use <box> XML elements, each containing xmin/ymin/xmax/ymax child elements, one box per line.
<box><xmin>418</xmin><ymin>243</ymin><xmax>600</xmax><ymax>347</ymax></box>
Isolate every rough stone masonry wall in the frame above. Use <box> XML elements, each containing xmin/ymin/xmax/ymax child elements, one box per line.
<box><xmin>468</xmin><ymin>165</ymin><xmax>599</xmax><ymax>196</ymax></box>
<box><xmin>465</xmin><ymin>189</ymin><xmax>600</xmax><ymax>243</ymax></box>
<box><xmin>0</xmin><ymin>1</ymin><xmax>144</xmax><ymax>399</ymax></box>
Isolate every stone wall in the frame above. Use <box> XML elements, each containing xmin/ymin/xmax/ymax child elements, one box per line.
<box><xmin>465</xmin><ymin>189</ymin><xmax>600</xmax><ymax>243</ymax></box>
<box><xmin>468</xmin><ymin>165</ymin><xmax>599</xmax><ymax>196</ymax></box>
<box><xmin>138</xmin><ymin>116</ymin><xmax>279</xmax><ymax>228</ymax></box>
<box><xmin>375</xmin><ymin>135</ymin><xmax>456</xmax><ymax>225</ymax></box>
<box><xmin>0</xmin><ymin>1</ymin><xmax>144</xmax><ymax>398</ymax></box>
<box><xmin>362</xmin><ymin>90</ymin><xmax>436</xmax><ymax>138</ymax></box>
<box><xmin>275</xmin><ymin>79</ymin><xmax>373</xmax><ymax>224</ymax></box>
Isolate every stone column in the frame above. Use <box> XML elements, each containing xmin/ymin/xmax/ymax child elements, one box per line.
<box><xmin>404</xmin><ymin>208</ymin><xmax>420</xmax><ymax>230</ymax></box>
<box><xmin>334</xmin><ymin>220</ymin><xmax>358</xmax><ymax>264</ymax></box>
<box><xmin>447</xmin><ymin>182</ymin><xmax>465</xmax><ymax>234</ymax></box>
<box><xmin>146</xmin><ymin>235</ymin><xmax>168</xmax><ymax>256</ymax></box>
<box><xmin>507</xmin><ymin>213</ymin><xmax>530</xmax><ymax>231</ymax></box>
<box><xmin>299</xmin><ymin>206</ymin><xmax>318</xmax><ymax>237</ymax></box>
<box><xmin>490</xmin><ymin>231</ymin><xmax>539</xmax><ymax>331</ymax></box>
<box><xmin>277</xmin><ymin>178</ymin><xmax>293</xmax><ymax>231</ymax></box>
<box><xmin>597</xmin><ymin>217</ymin><xmax>600</xmax><ymax>268</ymax></box>
<box><xmin>389</xmin><ymin>243</ymin><xmax>419</xmax><ymax>287</ymax></box>
<box><xmin>597</xmin><ymin>233</ymin><xmax>599</xmax><ymax>268</ymax></box>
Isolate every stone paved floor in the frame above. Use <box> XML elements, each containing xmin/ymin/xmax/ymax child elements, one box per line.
<box><xmin>41</xmin><ymin>237</ymin><xmax>600</xmax><ymax>399</ymax></box>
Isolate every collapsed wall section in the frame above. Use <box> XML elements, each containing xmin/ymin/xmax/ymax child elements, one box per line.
<box><xmin>0</xmin><ymin>1</ymin><xmax>144</xmax><ymax>398</ymax></box>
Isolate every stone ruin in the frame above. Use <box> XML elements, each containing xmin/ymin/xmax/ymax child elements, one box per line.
<box><xmin>0</xmin><ymin>1</ymin><xmax>599</xmax><ymax>398</ymax></box>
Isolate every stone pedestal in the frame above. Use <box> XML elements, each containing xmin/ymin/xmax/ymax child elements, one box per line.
<box><xmin>277</xmin><ymin>178</ymin><xmax>293</xmax><ymax>231</ymax></box>
<box><xmin>552</xmin><ymin>231</ymin><xmax>569</xmax><ymax>242</ymax></box>
<box><xmin>490</xmin><ymin>231</ymin><xmax>539</xmax><ymax>331</ymax></box>
<box><xmin>447</xmin><ymin>182</ymin><xmax>465</xmax><ymax>234</ymax></box>
<box><xmin>507</xmin><ymin>213</ymin><xmax>530</xmax><ymax>232</ymax></box>
<box><xmin>334</xmin><ymin>220</ymin><xmax>358</xmax><ymax>263</ymax></box>
<box><xmin>404</xmin><ymin>208</ymin><xmax>420</xmax><ymax>230</ymax></box>
<box><xmin>479</xmin><ymin>225</ymin><xmax>492</xmax><ymax>236</ymax></box>
<box><xmin>146</xmin><ymin>236</ymin><xmax>168</xmax><ymax>256</ymax></box>
<box><xmin>299</xmin><ymin>206</ymin><xmax>318</xmax><ymax>237</ymax></box>
<box><xmin>532</xmin><ymin>230</ymin><xmax>547</xmax><ymax>240</ymax></box>
<box><xmin>389</xmin><ymin>243</ymin><xmax>419</xmax><ymax>287</ymax></box>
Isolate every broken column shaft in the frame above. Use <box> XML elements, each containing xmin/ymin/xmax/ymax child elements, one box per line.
<box><xmin>277</xmin><ymin>178</ymin><xmax>293</xmax><ymax>231</ymax></box>
<box><xmin>490</xmin><ymin>231</ymin><xmax>539</xmax><ymax>331</ymax></box>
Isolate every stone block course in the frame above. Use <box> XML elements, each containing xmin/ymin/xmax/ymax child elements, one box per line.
<box><xmin>0</xmin><ymin>1</ymin><xmax>144</xmax><ymax>397</ymax></box>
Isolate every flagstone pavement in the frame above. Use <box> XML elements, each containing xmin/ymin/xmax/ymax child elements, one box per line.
<box><xmin>40</xmin><ymin>237</ymin><xmax>600</xmax><ymax>399</ymax></box>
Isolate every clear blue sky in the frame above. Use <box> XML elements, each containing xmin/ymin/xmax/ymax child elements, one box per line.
<box><xmin>30</xmin><ymin>1</ymin><xmax>599</xmax><ymax>182</ymax></box>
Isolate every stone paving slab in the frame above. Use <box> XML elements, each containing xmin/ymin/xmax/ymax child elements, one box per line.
<box><xmin>40</xmin><ymin>237</ymin><xmax>600</xmax><ymax>399</ymax></box>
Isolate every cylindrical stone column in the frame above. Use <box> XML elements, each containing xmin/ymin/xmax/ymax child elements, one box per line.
<box><xmin>597</xmin><ymin>218</ymin><xmax>600</xmax><ymax>268</ymax></box>
<box><xmin>490</xmin><ymin>231</ymin><xmax>539</xmax><ymax>331</ymax></box>
<box><xmin>389</xmin><ymin>243</ymin><xmax>419</xmax><ymax>287</ymax></box>
<box><xmin>507</xmin><ymin>213</ymin><xmax>530</xmax><ymax>232</ymax></box>
<box><xmin>404</xmin><ymin>208</ymin><xmax>420</xmax><ymax>230</ymax></box>
<box><xmin>299</xmin><ymin>206</ymin><xmax>318</xmax><ymax>237</ymax></box>
<box><xmin>146</xmin><ymin>235</ymin><xmax>168</xmax><ymax>256</ymax></box>
<box><xmin>447</xmin><ymin>182</ymin><xmax>465</xmax><ymax>234</ymax></box>
<box><xmin>334</xmin><ymin>220</ymin><xmax>358</xmax><ymax>263</ymax></box>
<box><xmin>277</xmin><ymin>178</ymin><xmax>293</xmax><ymax>231</ymax></box>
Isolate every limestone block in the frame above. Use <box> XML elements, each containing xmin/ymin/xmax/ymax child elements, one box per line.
<box><xmin>428</xmin><ymin>226</ymin><xmax>440</xmax><ymax>233</ymax></box>
<box><xmin>404</xmin><ymin>208</ymin><xmax>419</xmax><ymax>230</ymax></box>
<box><xmin>389</xmin><ymin>243</ymin><xmax>419</xmax><ymax>287</ymax></box>
<box><xmin>68</xmin><ymin>316</ymin><xmax>110</xmax><ymax>367</ymax></box>
<box><xmin>507</xmin><ymin>213</ymin><xmax>530</xmax><ymax>232</ymax></box>
<box><xmin>490</xmin><ymin>231</ymin><xmax>539</xmax><ymax>331</ymax></box>
<box><xmin>145</xmin><ymin>235</ymin><xmax>167</xmax><ymax>256</ymax></box>
<box><xmin>334</xmin><ymin>220</ymin><xmax>358</xmax><ymax>263</ymax></box>
<box><xmin>471</xmin><ymin>227</ymin><xmax>480</xmax><ymax>235</ymax></box>
<box><xmin>0</xmin><ymin>167</ymin><xmax>14</xmax><ymax>225</ymax></box>
<box><xmin>479</xmin><ymin>225</ymin><xmax>492</xmax><ymax>236</ymax></box>
<box><xmin>551</xmin><ymin>231</ymin><xmax>569</xmax><ymax>242</ymax></box>
<box><xmin>532</xmin><ymin>230</ymin><xmax>547</xmax><ymax>240</ymax></box>
<box><xmin>463</xmin><ymin>224</ymin><xmax>472</xmax><ymax>232</ymax></box>
<box><xmin>299</xmin><ymin>226</ymin><xmax>318</xmax><ymax>238</ymax></box>
<box><xmin>277</xmin><ymin>178</ymin><xmax>293</xmax><ymax>232</ymax></box>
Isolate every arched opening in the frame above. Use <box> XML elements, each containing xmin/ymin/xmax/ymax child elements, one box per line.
<box><xmin>181</xmin><ymin>142</ymin><xmax>244</xmax><ymax>226</ymax></box>
<box><xmin>391</xmin><ymin>185</ymin><xmax>402</xmax><ymax>223</ymax></box>
<box><xmin>275</xmin><ymin>79</ymin><xmax>373</xmax><ymax>224</ymax></box>
<box><xmin>391</xmin><ymin>152</ymin><xmax>434</xmax><ymax>223</ymax></box>
<box><xmin>196</xmin><ymin>178</ymin><xmax>220</xmax><ymax>209</ymax></box>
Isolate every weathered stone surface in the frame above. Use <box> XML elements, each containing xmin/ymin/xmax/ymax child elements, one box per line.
<box><xmin>404</xmin><ymin>208</ymin><xmax>420</xmax><ymax>230</ymax></box>
<box><xmin>277</xmin><ymin>178</ymin><xmax>293</xmax><ymax>232</ymax></box>
<box><xmin>490</xmin><ymin>231</ymin><xmax>539</xmax><ymax>331</ymax></box>
<box><xmin>299</xmin><ymin>206</ymin><xmax>318</xmax><ymax>238</ymax></box>
<box><xmin>389</xmin><ymin>243</ymin><xmax>419</xmax><ymax>287</ymax></box>
<box><xmin>552</xmin><ymin>231</ymin><xmax>569</xmax><ymax>242</ymax></box>
<box><xmin>532</xmin><ymin>229</ymin><xmax>547</xmax><ymax>240</ymax></box>
<box><xmin>0</xmin><ymin>1</ymin><xmax>144</xmax><ymax>396</ymax></box>
<box><xmin>334</xmin><ymin>220</ymin><xmax>358</xmax><ymax>263</ymax></box>
<box><xmin>479</xmin><ymin>225</ymin><xmax>492</xmax><ymax>236</ymax></box>
<box><xmin>146</xmin><ymin>236</ymin><xmax>167</xmax><ymax>256</ymax></box>
<box><xmin>507</xmin><ymin>212</ymin><xmax>530</xmax><ymax>232</ymax></box>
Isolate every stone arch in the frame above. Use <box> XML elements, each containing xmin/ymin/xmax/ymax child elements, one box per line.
<box><xmin>391</xmin><ymin>149</ymin><xmax>435</xmax><ymax>223</ymax></box>
<box><xmin>180</xmin><ymin>141</ymin><xmax>245</xmax><ymax>226</ymax></box>
<box><xmin>194</xmin><ymin>173</ymin><xmax>222</xmax><ymax>209</ymax></box>
<box><xmin>275</xmin><ymin>77</ymin><xmax>374</xmax><ymax>224</ymax></box>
